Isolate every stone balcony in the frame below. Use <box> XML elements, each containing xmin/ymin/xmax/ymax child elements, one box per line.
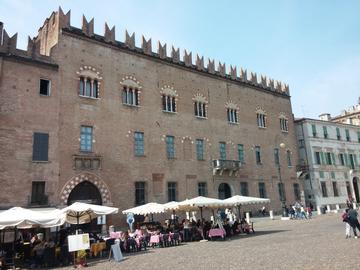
<box><xmin>212</xmin><ymin>159</ymin><xmax>242</xmax><ymax>176</ymax></box>
<box><xmin>73</xmin><ymin>154</ymin><xmax>102</xmax><ymax>170</ymax></box>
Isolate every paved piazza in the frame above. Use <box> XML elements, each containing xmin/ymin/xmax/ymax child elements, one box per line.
<box><xmin>59</xmin><ymin>214</ymin><xmax>357</xmax><ymax>270</ymax></box>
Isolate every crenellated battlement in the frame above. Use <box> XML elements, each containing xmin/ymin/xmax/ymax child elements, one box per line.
<box><xmin>0</xmin><ymin>7</ymin><xmax>290</xmax><ymax>95</ymax></box>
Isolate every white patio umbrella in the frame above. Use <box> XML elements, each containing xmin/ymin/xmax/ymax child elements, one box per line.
<box><xmin>177</xmin><ymin>196</ymin><xmax>231</xmax><ymax>212</ymax></box>
<box><xmin>61</xmin><ymin>202</ymin><xmax>118</xmax><ymax>225</ymax></box>
<box><xmin>0</xmin><ymin>207</ymin><xmax>65</xmax><ymax>230</ymax></box>
<box><xmin>122</xmin><ymin>202</ymin><xmax>165</xmax><ymax>215</ymax></box>
<box><xmin>163</xmin><ymin>201</ymin><xmax>180</xmax><ymax>211</ymax></box>
<box><xmin>223</xmin><ymin>195</ymin><xmax>270</xmax><ymax>218</ymax></box>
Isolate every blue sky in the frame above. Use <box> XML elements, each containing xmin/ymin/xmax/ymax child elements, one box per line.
<box><xmin>1</xmin><ymin>0</ymin><xmax>359</xmax><ymax>119</ymax></box>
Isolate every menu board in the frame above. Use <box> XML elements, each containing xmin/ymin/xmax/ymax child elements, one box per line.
<box><xmin>68</xmin><ymin>233</ymin><xmax>90</xmax><ymax>252</ymax></box>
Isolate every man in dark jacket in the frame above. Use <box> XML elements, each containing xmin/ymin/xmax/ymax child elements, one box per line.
<box><xmin>347</xmin><ymin>208</ymin><xmax>360</xmax><ymax>238</ymax></box>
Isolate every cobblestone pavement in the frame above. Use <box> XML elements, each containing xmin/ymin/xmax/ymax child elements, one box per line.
<box><xmin>58</xmin><ymin>214</ymin><xmax>358</xmax><ymax>270</ymax></box>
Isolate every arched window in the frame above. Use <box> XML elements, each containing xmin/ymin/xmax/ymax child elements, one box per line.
<box><xmin>279</xmin><ymin>113</ymin><xmax>289</xmax><ymax>132</ymax></box>
<box><xmin>76</xmin><ymin>66</ymin><xmax>102</xmax><ymax>99</ymax></box>
<box><xmin>225</xmin><ymin>101</ymin><xmax>239</xmax><ymax>124</ymax></box>
<box><xmin>193</xmin><ymin>93</ymin><xmax>208</xmax><ymax>118</ymax></box>
<box><xmin>256</xmin><ymin>107</ymin><xmax>267</xmax><ymax>128</ymax></box>
<box><xmin>120</xmin><ymin>76</ymin><xmax>142</xmax><ymax>106</ymax></box>
<box><xmin>161</xmin><ymin>86</ymin><xmax>178</xmax><ymax>113</ymax></box>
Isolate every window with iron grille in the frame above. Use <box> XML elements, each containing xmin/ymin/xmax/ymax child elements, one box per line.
<box><xmin>258</xmin><ymin>182</ymin><xmax>267</xmax><ymax>198</ymax></box>
<box><xmin>168</xmin><ymin>182</ymin><xmax>177</xmax><ymax>202</ymax></box>
<box><xmin>238</xmin><ymin>144</ymin><xmax>245</xmax><ymax>163</ymax></box>
<box><xmin>166</xmin><ymin>135</ymin><xmax>175</xmax><ymax>158</ymax></box>
<box><xmin>135</xmin><ymin>182</ymin><xmax>146</xmax><ymax>205</ymax></box>
<box><xmin>134</xmin><ymin>132</ymin><xmax>144</xmax><ymax>156</ymax></box>
<box><xmin>196</xmin><ymin>139</ymin><xmax>204</xmax><ymax>160</ymax></box>
<box><xmin>31</xmin><ymin>181</ymin><xmax>46</xmax><ymax>205</ymax></box>
<box><xmin>240</xmin><ymin>182</ymin><xmax>249</xmax><ymax>196</ymax></box>
<box><xmin>255</xmin><ymin>146</ymin><xmax>262</xmax><ymax>164</ymax></box>
<box><xmin>80</xmin><ymin>126</ymin><xmax>93</xmax><ymax>152</ymax></box>
<box><xmin>32</xmin><ymin>133</ymin><xmax>49</xmax><ymax>161</ymax></box>
<box><xmin>219</xmin><ymin>142</ymin><xmax>226</xmax><ymax>160</ymax></box>
<box><xmin>198</xmin><ymin>182</ymin><xmax>208</xmax><ymax>196</ymax></box>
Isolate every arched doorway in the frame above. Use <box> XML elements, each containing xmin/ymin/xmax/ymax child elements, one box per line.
<box><xmin>353</xmin><ymin>177</ymin><xmax>360</xmax><ymax>202</ymax></box>
<box><xmin>67</xmin><ymin>181</ymin><xmax>102</xmax><ymax>205</ymax></box>
<box><xmin>218</xmin><ymin>183</ymin><xmax>232</xmax><ymax>199</ymax></box>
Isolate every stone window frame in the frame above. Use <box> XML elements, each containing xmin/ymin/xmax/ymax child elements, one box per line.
<box><xmin>76</xmin><ymin>66</ymin><xmax>102</xmax><ymax>99</ymax></box>
<box><xmin>192</xmin><ymin>93</ymin><xmax>208</xmax><ymax>119</ymax></box>
<box><xmin>279</xmin><ymin>113</ymin><xmax>289</xmax><ymax>133</ymax></box>
<box><xmin>160</xmin><ymin>85</ymin><xmax>178</xmax><ymax>113</ymax></box>
<box><xmin>120</xmin><ymin>75</ymin><xmax>142</xmax><ymax>107</ymax></box>
<box><xmin>256</xmin><ymin>107</ymin><xmax>267</xmax><ymax>128</ymax></box>
<box><xmin>225</xmin><ymin>101</ymin><xmax>239</xmax><ymax>124</ymax></box>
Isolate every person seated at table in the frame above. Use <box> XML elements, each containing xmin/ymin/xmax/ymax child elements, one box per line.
<box><xmin>0</xmin><ymin>250</ymin><xmax>6</xmax><ymax>270</ymax></box>
<box><xmin>32</xmin><ymin>239</ymin><xmax>46</xmax><ymax>267</ymax></box>
<box><xmin>232</xmin><ymin>219</ymin><xmax>240</xmax><ymax>235</ymax></box>
<box><xmin>240</xmin><ymin>218</ymin><xmax>250</xmax><ymax>234</ymax></box>
<box><xmin>126</xmin><ymin>230</ymin><xmax>137</xmax><ymax>252</ymax></box>
<box><xmin>223</xmin><ymin>219</ymin><xmax>232</xmax><ymax>237</ymax></box>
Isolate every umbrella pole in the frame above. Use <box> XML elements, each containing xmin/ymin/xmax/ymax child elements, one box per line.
<box><xmin>151</xmin><ymin>214</ymin><xmax>154</xmax><ymax>222</ymax></box>
<box><xmin>12</xmin><ymin>226</ymin><xmax>17</xmax><ymax>269</ymax></box>
<box><xmin>199</xmin><ymin>207</ymin><xmax>205</xmax><ymax>240</ymax></box>
<box><xmin>237</xmin><ymin>205</ymin><xmax>241</xmax><ymax>220</ymax></box>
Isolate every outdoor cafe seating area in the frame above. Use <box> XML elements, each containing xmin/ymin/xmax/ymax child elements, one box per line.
<box><xmin>0</xmin><ymin>196</ymin><xmax>269</xmax><ymax>269</ymax></box>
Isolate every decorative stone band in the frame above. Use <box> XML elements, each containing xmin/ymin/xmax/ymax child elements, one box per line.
<box><xmin>59</xmin><ymin>172</ymin><xmax>111</xmax><ymax>205</ymax></box>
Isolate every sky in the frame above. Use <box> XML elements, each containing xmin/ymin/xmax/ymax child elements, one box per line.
<box><xmin>1</xmin><ymin>0</ymin><xmax>359</xmax><ymax>119</ymax></box>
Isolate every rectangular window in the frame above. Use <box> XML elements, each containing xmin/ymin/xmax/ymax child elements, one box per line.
<box><xmin>134</xmin><ymin>132</ymin><xmax>144</xmax><ymax>156</ymax></box>
<box><xmin>196</xmin><ymin>139</ymin><xmax>204</xmax><ymax>160</ymax></box>
<box><xmin>314</xmin><ymin>151</ymin><xmax>321</xmax><ymax>165</ymax></box>
<box><xmin>257</xmin><ymin>113</ymin><xmax>266</xmax><ymax>128</ymax></box>
<box><xmin>31</xmin><ymin>181</ymin><xmax>46</xmax><ymax>205</ymax></box>
<box><xmin>219</xmin><ymin>142</ymin><xmax>226</xmax><ymax>160</ymax></box>
<box><xmin>323</xmin><ymin>126</ymin><xmax>328</xmax><ymax>139</ymax></box>
<box><xmin>331</xmin><ymin>171</ymin><xmax>335</xmax><ymax>179</ymax></box>
<box><xmin>194</xmin><ymin>102</ymin><xmax>207</xmax><ymax>118</ymax></box>
<box><xmin>39</xmin><ymin>79</ymin><xmax>51</xmax><ymax>96</ymax></box>
<box><xmin>298</xmin><ymin>139</ymin><xmax>305</xmax><ymax>148</ymax></box>
<box><xmin>168</xmin><ymin>182</ymin><xmax>177</xmax><ymax>202</ymax></box>
<box><xmin>321</xmin><ymin>182</ymin><xmax>328</xmax><ymax>197</ymax></box>
<box><xmin>280</xmin><ymin>118</ymin><xmax>288</xmax><ymax>132</ymax></box>
<box><xmin>32</xmin><ymin>132</ymin><xmax>49</xmax><ymax>161</ymax></box>
<box><xmin>358</xmin><ymin>131</ymin><xmax>360</xmax><ymax>143</ymax></box>
<box><xmin>237</xmin><ymin>144</ymin><xmax>245</xmax><ymax>163</ymax></box>
<box><xmin>287</xmin><ymin>150</ymin><xmax>292</xmax><ymax>166</ymax></box>
<box><xmin>319</xmin><ymin>171</ymin><xmax>324</xmax><ymax>178</ymax></box>
<box><xmin>258</xmin><ymin>182</ymin><xmax>267</xmax><ymax>198</ymax></box>
<box><xmin>278</xmin><ymin>183</ymin><xmax>286</xmax><ymax>201</ymax></box>
<box><xmin>255</xmin><ymin>146</ymin><xmax>262</xmax><ymax>164</ymax></box>
<box><xmin>274</xmin><ymin>148</ymin><xmax>280</xmax><ymax>165</ymax></box>
<box><xmin>339</xmin><ymin>153</ymin><xmax>345</xmax><ymax>166</ymax></box>
<box><xmin>227</xmin><ymin>109</ymin><xmax>238</xmax><ymax>123</ymax></box>
<box><xmin>349</xmin><ymin>154</ymin><xmax>356</xmax><ymax>169</ymax></box>
<box><xmin>135</xmin><ymin>182</ymin><xmax>146</xmax><ymax>206</ymax></box>
<box><xmin>336</xmin><ymin>128</ymin><xmax>341</xmax><ymax>140</ymax></box>
<box><xmin>325</xmin><ymin>152</ymin><xmax>332</xmax><ymax>165</ymax></box>
<box><xmin>80</xmin><ymin>126</ymin><xmax>93</xmax><ymax>152</ymax></box>
<box><xmin>240</xmin><ymin>182</ymin><xmax>249</xmax><ymax>196</ymax></box>
<box><xmin>332</xmin><ymin>182</ymin><xmax>339</xmax><ymax>197</ymax></box>
<box><xmin>293</xmin><ymin>183</ymin><xmax>301</xmax><ymax>201</ymax></box>
<box><xmin>311</xmin><ymin>124</ymin><xmax>317</xmax><ymax>137</ymax></box>
<box><xmin>345</xmin><ymin>129</ymin><xmax>350</xmax><ymax>141</ymax></box>
<box><xmin>198</xmin><ymin>182</ymin><xmax>208</xmax><ymax>196</ymax></box>
<box><xmin>166</xmin><ymin>135</ymin><xmax>175</xmax><ymax>159</ymax></box>
<box><xmin>162</xmin><ymin>95</ymin><xmax>176</xmax><ymax>112</ymax></box>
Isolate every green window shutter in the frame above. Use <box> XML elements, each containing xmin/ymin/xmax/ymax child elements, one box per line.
<box><xmin>331</xmin><ymin>153</ymin><xmax>336</xmax><ymax>165</ymax></box>
<box><xmin>320</xmin><ymin>152</ymin><xmax>325</xmax><ymax>165</ymax></box>
<box><xmin>354</xmin><ymin>155</ymin><xmax>358</xmax><ymax>166</ymax></box>
<box><xmin>344</xmin><ymin>154</ymin><xmax>349</xmax><ymax>166</ymax></box>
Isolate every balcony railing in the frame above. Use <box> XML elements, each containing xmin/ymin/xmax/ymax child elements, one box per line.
<box><xmin>296</xmin><ymin>164</ymin><xmax>309</xmax><ymax>172</ymax></box>
<box><xmin>73</xmin><ymin>154</ymin><xmax>102</xmax><ymax>170</ymax></box>
<box><xmin>212</xmin><ymin>159</ymin><xmax>242</xmax><ymax>176</ymax></box>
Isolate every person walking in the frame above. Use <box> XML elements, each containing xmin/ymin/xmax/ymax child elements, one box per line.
<box><xmin>347</xmin><ymin>208</ymin><xmax>360</xmax><ymax>238</ymax></box>
<box><xmin>342</xmin><ymin>209</ymin><xmax>351</xmax><ymax>239</ymax></box>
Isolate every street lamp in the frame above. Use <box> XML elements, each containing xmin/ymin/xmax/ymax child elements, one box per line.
<box><xmin>278</xmin><ymin>143</ymin><xmax>289</xmax><ymax>217</ymax></box>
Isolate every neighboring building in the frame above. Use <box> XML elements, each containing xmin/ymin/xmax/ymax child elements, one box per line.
<box><xmin>319</xmin><ymin>98</ymin><xmax>360</xmax><ymax>126</ymax></box>
<box><xmin>0</xmin><ymin>8</ymin><xmax>301</xmax><ymax>225</ymax></box>
<box><xmin>295</xmin><ymin>118</ymin><xmax>360</xmax><ymax>208</ymax></box>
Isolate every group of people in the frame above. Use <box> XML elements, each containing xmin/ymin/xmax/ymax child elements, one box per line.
<box><xmin>288</xmin><ymin>202</ymin><xmax>312</xmax><ymax>219</ymax></box>
<box><xmin>342</xmin><ymin>206</ymin><xmax>360</xmax><ymax>239</ymax></box>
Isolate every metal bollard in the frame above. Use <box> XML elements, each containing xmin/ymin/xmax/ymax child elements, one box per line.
<box><xmin>317</xmin><ymin>206</ymin><xmax>322</xmax><ymax>215</ymax></box>
<box><xmin>269</xmin><ymin>210</ymin><xmax>274</xmax><ymax>220</ymax></box>
<box><xmin>246</xmin><ymin>212</ymin><xmax>250</xmax><ymax>224</ymax></box>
